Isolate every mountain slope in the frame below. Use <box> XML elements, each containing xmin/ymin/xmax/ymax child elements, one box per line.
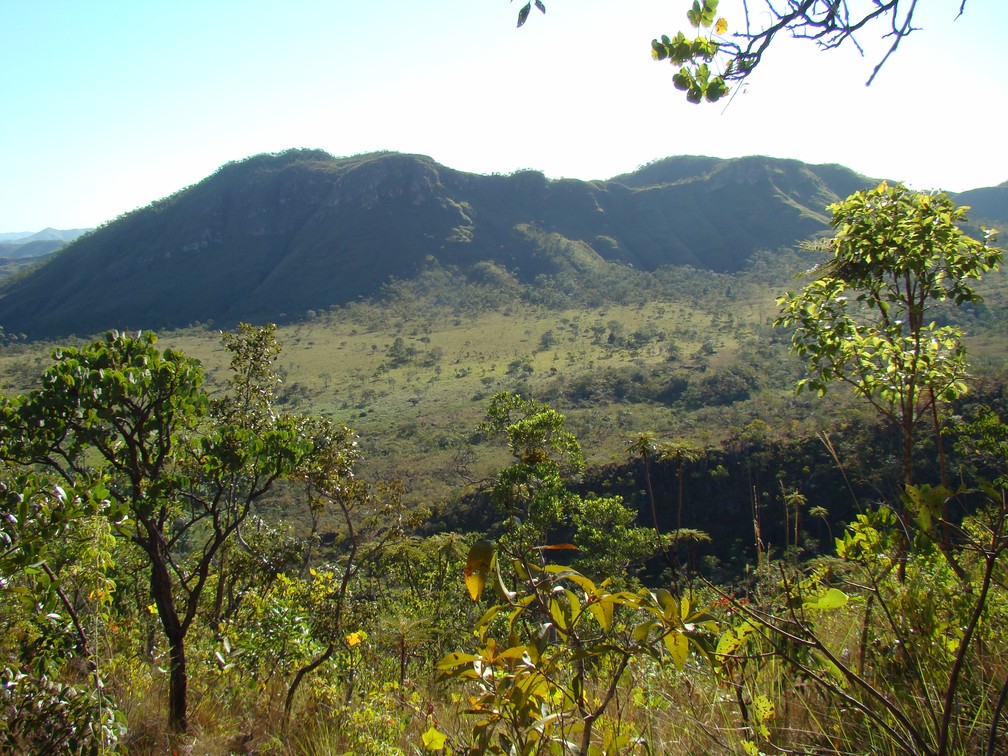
<box><xmin>3</xmin><ymin>150</ymin><xmax>996</xmax><ymax>340</ymax></box>
<box><xmin>951</xmin><ymin>181</ymin><xmax>1008</xmax><ymax>229</ymax></box>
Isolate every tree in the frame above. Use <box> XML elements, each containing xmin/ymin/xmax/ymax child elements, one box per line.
<box><xmin>775</xmin><ymin>182</ymin><xmax>1000</xmax><ymax>488</ymax></box>
<box><xmin>438</xmin><ymin>394</ymin><xmax>714</xmax><ymax>754</ymax></box>
<box><xmin>516</xmin><ymin>1</ymin><xmax>973</xmax><ymax>103</ymax></box>
<box><xmin>0</xmin><ymin>326</ymin><xmax>352</xmax><ymax>732</ymax></box>
<box><xmin>479</xmin><ymin>391</ymin><xmax>584</xmax><ymax>555</ymax></box>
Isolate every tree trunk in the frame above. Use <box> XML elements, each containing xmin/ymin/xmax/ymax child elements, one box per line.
<box><xmin>149</xmin><ymin>545</ymin><xmax>188</xmax><ymax>732</ymax></box>
<box><xmin>896</xmin><ymin>412</ymin><xmax>915</xmax><ymax>583</ymax></box>
<box><xmin>285</xmin><ymin>643</ymin><xmax>335</xmax><ymax>721</ymax></box>
<box><xmin>902</xmin><ymin>409</ymin><xmax>915</xmax><ymax>488</ymax></box>
<box><xmin>168</xmin><ymin>633</ymin><xmax>188</xmax><ymax>733</ymax></box>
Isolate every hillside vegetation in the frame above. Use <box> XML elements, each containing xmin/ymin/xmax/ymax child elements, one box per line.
<box><xmin>2</xmin><ymin>241</ymin><xmax>1006</xmax><ymax>555</ymax></box>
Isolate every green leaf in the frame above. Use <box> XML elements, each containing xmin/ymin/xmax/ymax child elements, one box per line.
<box><xmin>587</xmin><ymin>597</ymin><xmax>615</xmax><ymax>632</ymax></box>
<box><xmin>803</xmin><ymin>587</ymin><xmax>848</xmax><ymax>611</ymax></box>
<box><xmin>655</xmin><ymin>588</ymin><xmax>678</xmax><ymax>621</ymax></box>
<box><xmin>699</xmin><ymin>2</ymin><xmax>718</xmax><ymax>28</ymax></box>
<box><xmin>633</xmin><ymin>618</ymin><xmax>658</xmax><ymax>642</ymax></box>
<box><xmin>705</xmin><ymin>77</ymin><xmax>728</xmax><ymax>102</ymax></box>
<box><xmin>673</xmin><ymin>67</ymin><xmax>693</xmax><ymax>91</ymax></box>
<box><xmin>436</xmin><ymin>651</ymin><xmax>480</xmax><ymax>671</ymax></box>
<box><xmin>496</xmin><ymin>644</ymin><xmax>533</xmax><ymax>661</ymax></box>
<box><xmin>812</xmin><ymin>650</ymin><xmax>848</xmax><ymax>687</ymax></box>
<box><xmin>549</xmin><ymin>595</ymin><xmax>569</xmax><ymax>633</ymax></box>
<box><xmin>686</xmin><ymin>1</ymin><xmax>702</xmax><ymax>28</ymax></box>
<box><xmin>517</xmin><ymin>2</ymin><xmax>531</xmax><ymax>27</ymax></box>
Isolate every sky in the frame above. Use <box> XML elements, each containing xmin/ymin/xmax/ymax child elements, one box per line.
<box><xmin>1</xmin><ymin>0</ymin><xmax>1006</xmax><ymax>232</ymax></box>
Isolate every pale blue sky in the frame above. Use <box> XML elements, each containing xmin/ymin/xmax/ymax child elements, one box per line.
<box><xmin>1</xmin><ymin>0</ymin><xmax>1005</xmax><ymax>231</ymax></box>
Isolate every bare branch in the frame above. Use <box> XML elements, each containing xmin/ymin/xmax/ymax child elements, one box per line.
<box><xmin>720</xmin><ymin>0</ymin><xmax>927</xmax><ymax>86</ymax></box>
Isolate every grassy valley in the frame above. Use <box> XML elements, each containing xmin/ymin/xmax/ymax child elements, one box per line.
<box><xmin>3</xmin><ymin>251</ymin><xmax>1006</xmax><ymax>535</ymax></box>
<box><xmin>1</xmin><ymin>253</ymin><xmax>814</xmax><ymax>505</ymax></box>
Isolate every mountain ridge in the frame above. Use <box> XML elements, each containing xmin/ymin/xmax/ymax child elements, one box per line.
<box><xmin>0</xmin><ymin>150</ymin><xmax>1004</xmax><ymax>340</ymax></box>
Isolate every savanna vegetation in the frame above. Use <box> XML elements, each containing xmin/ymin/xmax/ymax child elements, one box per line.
<box><xmin>2</xmin><ymin>183</ymin><xmax>1007</xmax><ymax>755</ymax></box>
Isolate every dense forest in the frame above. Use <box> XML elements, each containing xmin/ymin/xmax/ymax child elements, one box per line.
<box><xmin>1</xmin><ymin>178</ymin><xmax>1007</xmax><ymax>756</ymax></box>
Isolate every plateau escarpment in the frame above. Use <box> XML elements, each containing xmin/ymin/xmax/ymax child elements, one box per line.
<box><xmin>0</xmin><ymin>150</ymin><xmax>1003</xmax><ymax>340</ymax></box>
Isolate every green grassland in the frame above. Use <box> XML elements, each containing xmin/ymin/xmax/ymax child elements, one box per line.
<box><xmin>3</xmin><ymin>256</ymin><xmax>1006</xmax><ymax>514</ymax></box>
<box><xmin>0</xmin><ymin>266</ymin><xmax>784</xmax><ymax>502</ymax></box>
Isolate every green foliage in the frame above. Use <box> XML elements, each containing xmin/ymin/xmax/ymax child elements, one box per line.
<box><xmin>681</xmin><ymin>363</ymin><xmax>760</xmax><ymax>408</ymax></box>
<box><xmin>952</xmin><ymin>404</ymin><xmax>1008</xmax><ymax>486</ymax></box>
<box><xmin>0</xmin><ymin>666</ymin><xmax>126</xmax><ymax>754</ymax></box>
<box><xmin>0</xmin><ymin>469</ymin><xmax>126</xmax><ymax>753</ymax></box>
<box><xmin>571</xmin><ymin>494</ymin><xmax>654</xmax><ymax>578</ymax></box>
<box><xmin>514</xmin><ymin>0</ymin><xmax>545</xmax><ymax>28</ymax></box>
<box><xmin>763</xmin><ymin>183</ymin><xmax>1007</xmax><ymax>754</ymax></box>
<box><xmin>1</xmin><ymin>166</ymin><xmax>1008</xmax><ymax>752</ymax></box>
<box><xmin>630</xmin><ymin>2</ymin><xmax>983</xmax><ymax>102</ymax></box>
<box><xmin>651</xmin><ymin>1</ymin><xmax>730</xmax><ymax>104</ymax></box>
<box><xmin>439</xmin><ymin>396</ymin><xmax>718</xmax><ymax>753</ymax></box>
<box><xmin>0</xmin><ymin>326</ymin><xmax>358</xmax><ymax>733</ymax></box>
<box><xmin>478</xmin><ymin>392</ymin><xmax>656</xmax><ymax>577</ymax></box>
<box><xmin>777</xmin><ymin>182</ymin><xmax>1002</xmax><ymax>483</ymax></box>
<box><xmin>479</xmin><ymin>392</ymin><xmax>583</xmax><ymax>548</ymax></box>
<box><xmin>442</xmin><ymin>548</ymin><xmax>719</xmax><ymax>754</ymax></box>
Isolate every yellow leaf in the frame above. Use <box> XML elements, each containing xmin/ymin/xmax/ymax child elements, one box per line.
<box><xmin>664</xmin><ymin>630</ymin><xmax>689</xmax><ymax>669</ymax></box>
<box><xmin>549</xmin><ymin>596</ymin><xmax>569</xmax><ymax>632</ymax></box>
<box><xmin>715</xmin><ymin>17</ymin><xmax>728</xmax><ymax>35</ymax></box>
<box><xmin>464</xmin><ymin>539</ymin><xmax>494</xmax><ymax>601</ymax></box>
<box><xmin>588</xmin><ymin>597</ymin><xmax>614</xmax><ymax>632</ymax></box>
<box><xmin>436</xmin><ymin>651</ymin><xmax>480</xmax><ymax>671</ymax></box>
<box><xmin>346</xmin><ymin>631</ymin><xmax>364</xmax><ymax>647</ymax></box>
<box><xmin>421</xmin><ymin>725</ymin><xmax>447</xmax><ymax>751</ymax></box>
<box><xmin>753</xmin><ymin>693</ymin><xmax>775</xmax><ymax>738</ymax></box>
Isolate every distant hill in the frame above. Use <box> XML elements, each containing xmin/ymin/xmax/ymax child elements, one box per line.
<box><xmin>951</xmin><ymin>181</ymin><xmax>1008</xmax><ymax>230</ymax></box>
<box><xmin>0</xmin><ymin>150</ymin><xmax>1003</xmax><ymax>340</ymax></box>
<box><xmin>0</xmin><ymin>227</ymin><xmax>91</xmax><ymax>259</ymax></box>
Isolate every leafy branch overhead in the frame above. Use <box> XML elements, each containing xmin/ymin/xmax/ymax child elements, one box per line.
<box><xmin>516</xmin><ymin>0</ymin><xmax>970</xmax><ymax>104</ymax></box>
<box><xmin>514</xmin><ymin>0</ymin><xmax>545</xmax><ymax>29</ymax></box>
<box><xmin>651</xmin><ymin>0</ymin><xmax>730</xmax><ymax>103</ymax></box>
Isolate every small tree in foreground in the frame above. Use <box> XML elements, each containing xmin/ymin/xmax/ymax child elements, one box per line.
<box><xmin>437</xmin><ymin>394</ymin><xmax>712</xmax><ymax>754</ymax></box>
<box><xmin>761</xmin><ymin>183</ymin><xmax>1007</xmax><ymax>755</ymax></box>
<box><xmin>0</xmin><ymin>326</ymin><xmax>355</xmax><ymax>733</ymax></box>
<box><xmin>776</xmin><ymin>182</ymin><xmax>1001</xmax><ymax>488</ymax></box>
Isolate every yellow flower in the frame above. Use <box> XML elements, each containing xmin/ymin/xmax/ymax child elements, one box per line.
<box><xmin>346</xmin><ymin>631</ymin><xmax>364</xmax><ymax>647</ymax></box>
